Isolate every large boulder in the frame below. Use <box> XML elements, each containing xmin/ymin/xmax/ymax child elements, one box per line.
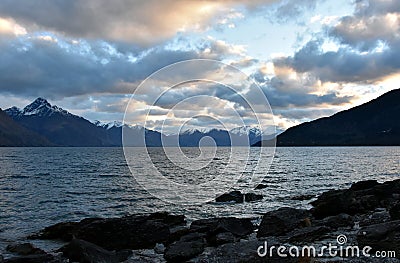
<box><xmin>357</xmin><ymin>220</ymin><xmax>400</xmax><ymax>253</ymax></box>
<box><xmin>311</xmin><ymin>179</ymin><xmax>400</xmax><ymax>219</ymax></box>
<box><xmin>216</xmin><ymin>191</ymin><xmax>244</xmax><ymax>203</ymax></box>
<box><xmin>164</xmin><ymin>233</ymin><xmax>206</xmax><ymax>262</ymax></box>
<box><xmin>30</xmin><ymin>212</ymin><xmax>185</xmax><ymax>250</ymax></box>
<box><xmin>215</xmin><ymin>191</ymin><xmax>263</xmax><ymax>203</ymax></box>
<box><xmin>3</xmin><ymin>254</ymin><xmax>58</xmax><ymax>263</ymax></box>
<box><xmin>61</xmin><ymin>239</ymin><xmax>131</xmax><ymax>263</ymax></box>
<box><xmin>257</xmin><ymin>208</ymin><xmax>311</xmax><ymax>238</ymax></box>
<box><xmin>190</xmin><ymin>217</ymin><xmax>254</xmax><ymax>238</ymax></box>
<box><xmin>6</xmin><ymin>243</ymin><xmax>45</xmax><ymax>256</ymax></box>
<box><xmin>192</xmin><ymin>239</ymin><xmax>299</xmax><ymax>263</ymax></box>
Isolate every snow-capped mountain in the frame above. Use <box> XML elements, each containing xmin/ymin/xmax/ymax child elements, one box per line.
<box><xmin>229</xmin><ymin>126</ymin><xmax>262</xmax><ymax>136</ymax></box>
<box><xmin>93</xmin><ymin>120</ymin><xmax>124</xmax><ymax>130</ymax></box>
<box><xmin>180</xmin><ymin>127</ymin><xmax>221</xmax><ymax>135</ymax></box>
<box><xmin>5</xmin><ymin>98</ymin><xmax>71</xmax><ymax>118</ymax></box>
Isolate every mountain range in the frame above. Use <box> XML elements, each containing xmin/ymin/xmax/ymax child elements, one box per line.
<box><xmin>253</xmin><ymin>88</ymin><xmax>400</xmax><ymax>146</ymax></box>
<box><xmin>1</xmin><ymin>98</ymin><xmax>265</xmax><ymax>147</ymax></box>
<box><xmin>2</xmin><ymin>89</ymin><xmax>399</xmax><ymax>147</ymax></box>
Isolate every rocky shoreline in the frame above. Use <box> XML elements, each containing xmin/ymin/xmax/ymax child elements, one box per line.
<box><xmin>2</xmin><ymin>179</ymin><xmax>400</xmax><ymax>262</ymax></box>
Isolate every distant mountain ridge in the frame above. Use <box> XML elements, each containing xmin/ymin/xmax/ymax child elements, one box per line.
<box><xmin>254</xmin><ymin>89</ymin><xmax>400</xmax><ymax>146</ymax></box>
<box><xmin>2</xmin><ymin>98</ymin><xmax>268</xmax><ymax>146</ymax></box>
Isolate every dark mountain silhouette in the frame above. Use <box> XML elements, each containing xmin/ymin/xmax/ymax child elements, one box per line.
<box><xmin>0</xmin><ymin>108</ymin><xmax>52</xmax><ymax>146</ymax></box>
<box><xmin>254</xmin><ymin>89</ymin><xmax>400</xmax><ymax>146</ymax></box>
<box><xmin>5</xmin><ymin>98</ymin><xmax>115</xmax><ymax>146</ymax></box>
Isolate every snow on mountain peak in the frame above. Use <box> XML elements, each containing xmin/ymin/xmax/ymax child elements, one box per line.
<box><xmin>23</xmin><ymin>98</ymin><xmax>70</xmax><ymax>117</ymax></box>
<box><xmin>230</xmin><ymin>126</ymin><xmax>262</xmax><ymax>136</ymax></box>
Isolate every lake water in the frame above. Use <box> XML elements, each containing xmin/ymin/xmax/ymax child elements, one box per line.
<box><xmin>0</xmin><ymin>147</ymin><xmax>399</xmax><ymax>253</ymax></box>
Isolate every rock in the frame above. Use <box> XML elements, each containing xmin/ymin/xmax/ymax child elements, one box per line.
<box><xmin>389</xmin><ymin>202</ymin><xmax>400</xmax><ymax>220</ymax></box>
<box><xmin>257</xmin><ymin>207</ymin><xmax>311</xmax><ymax>238</ymax></box>
<box><xmin>312</xmin><ymin>179</ymin><xmax>400</xmax><ymax>219</ymax></box>
<box><xmin>359</xmin><ymin>209</ymin><xmax>391</xmax><ymax>227</ymax></box>
<box><xmin>315</xmin><ymin>213</ymin><xmax>354</xmax><ymax>229</ymax></box>
<box><xmin>244</xmin><ymin>193</ymin><xmax>263</xmax><ymax>202</ymax></box>
<box><xmin>0</xmin><ymin>255</ymin><xmax>3</xmax><ymax>263</ymax></box>
<box><xmin>350</xmin><ymin>180</ymin><xmax>379</xmax><ymax>191</ymax></box>
<box><xmin>192</xmin><ymin>239</ymin><xmax>298</xmax><ymax>263</ymax></box>
<box><xmin>190</xmin><ymin>217</ymin><xmax>254</xmax><ymax>238</ymax></box>
<box><xmin>216</xmin><ymin>191</ymin><xmax>263</xmax><ymax>203</ymax></box>
<box><xmin>128</xmin><ymin>249</ymin><xmax>164</xmax><ymax>263</ymax></box>
<box><xmin>4</xmin><ymin>254</ymin><xmax>57</xmax><ymax>263</ymax></box>
<box><xmin>215</xmin><ymin>232</ymin><xmax>236</xmax><ymax>245</ymax></box>
<box><xmin>164</xmin><ymin>234</ymin><xmax>205</xmax><ymax>262</ymax></box>
<box><xmin>286</xmin><ymin>226</ymin><xmax>330</xmax><ymax>243</ymax></box>
<box><xmin>61</xmin><ymin>238</ymin><xmax>131</xmax><ymax>263</ymax></box>
<box><xmin>28</xmin><ymin>218</ymin><xmax>100</xmax><ymax>241</ymax></box>
<box><xmin>216</xmin><ymin>191</ymin><xmax>244</xmax><ymax>203</ymax></box>
<box><xmin>154</xmin><ymin>243</ymin><xmax>165</xmax><ymax>254</ymax></box>
<box><xmin>255</xmin><ymin>184</ymin><xmax>268</xmax><ymax>190</ymax></box>
<box><xmin>31</xmin><ymin>212</ymin><xmax>185</xmax><ymax>250</ymax></box>
<box><xmin>357</xmin><ymin>220</ymin><xmax>400</xmax><ymax>253</ymax></box>
<box><xmin>6</xmin><ymin>243</ymin><xmax>45</xmax><ymax>256</ymax></box>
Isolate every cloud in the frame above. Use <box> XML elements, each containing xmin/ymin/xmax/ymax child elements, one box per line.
<box><xmin>330</xmin><ymin>0</ymin><xmax>400</xmax><ymax>50</ymax></box>
<box><xmin>272</xmin><ymin>0</ymin><xmax>400</xmax><ymax>84</ymax></box>
<box><xmin>0</xmin><ymin>0</ymin><xmax>285</xmax><ymax>45</ymax></box>
<box><xmin>273</xmin><ymin>0</ymin><xmax>321</xmax><ymax>23</ymax></box>
<box><xmin>0</xmin><ymin>33</ymin><xmax>246</xmax><ymax>99</ymax></box>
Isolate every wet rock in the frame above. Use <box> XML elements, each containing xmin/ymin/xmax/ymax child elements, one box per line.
<box><xmin>216</xmin><ymin>191</ymin><xmax>244</xmax><ymax>203</ymax></box>
<box><xmin>154</xmin><ymin>243</ymin><xmax>165</xmax><ymax>254</ymax></box>
<box><xmin>315</xmin><ymin>213</ymin><xmax>354</xmax><ymax>229</ymax></box>
<box><xmin>209</xmin><ymin>232</ymin><xmax>237</xmax><ymax>246</ymax></box>
<box><xmin>190</xmin><ymin>217</ymin><xmax>254</xmax><ymax>238</ymax></box>
<box><xmin>215</xmin><ymin>191</ymin><xmax>263</xmax><ymax>203</ymax></box>
<box><xmin>350</xmin><ymin>180</ymin><xmax>379</xmax><ymax>191</ymax></box>
<box><xmin>164</xmin><ymin>233</ymin><xmax>206</xmax><ymax>262</ymax></box>
<box><xmin>28</xmin><ymin>218</ymin><xmax>100</xmax><ymax>241</ymax></box>
<box><xmin>31</xmin><ymin>212</ymin><xmax>185</xmax><ymax>251</ymax></box>
<box><xmin>127</xmin><ymin>249</ymin><xmax>164</xmax><ymax>263</ymax></box>
<box><xmin>244</xmin><ymin>193</ymin><xmax>263</xmax><ymax>202</ymax></box>
<box><xmin>311</xmin><ymin>179</ymin><xmax>400</xmax><ymax>219</ymax></box>
<box><xmin>4</xmin><ymin>254</ymin><xmax>57</xmax><ymax>263</ymax></box>
<box><xmin>389</xmin><ymin>202</ymin><xmax>400</xmax><ymax>220</ymax></box>
<box><xmin>359</xmin><ymin>209</ymin><xmax>391</xmax><ymax>227</ymax></box>
<box><xmin>357</xmin><ymin>220</ymin><xmax>400</xmax><ymax>253</ymax></box>
<box><xmin>192</xmin><ymin>239</ymin><xmax>298</xmax><ymax>263</ymax></box>
<box><xmin>6</xmin><ymin>243</ymin><xmax>45</xmax><ymax>256</ymax></box>
<box><xmin>257</xmin><ymin>207</ymin><xmax>311</xmax><ymax>237</ymax></box>
<box><xmin>61</xmin><ymin>238</ymin><xmax>131</xmax><ymax>263</ymax></box>
<box><xmin>286</xmin><ymin>226</ymin><xmax>330</xmax><ymax>243</ymax></box>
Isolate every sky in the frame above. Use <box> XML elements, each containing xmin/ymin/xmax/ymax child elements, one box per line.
<box><xmin>0</xmin><ymin>0</ymin><xmax>399</xmax><ymax>132</ymax></box>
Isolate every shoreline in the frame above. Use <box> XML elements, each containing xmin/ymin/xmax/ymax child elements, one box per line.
<box><xmin>2</xmin><ymin>179</ymin><xmax>400</xmax><ymax>262</ymax></box>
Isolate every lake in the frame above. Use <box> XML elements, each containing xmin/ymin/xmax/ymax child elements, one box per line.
<box><xmin>0</xmin><ymin>146</ymin><xmax>399</xmax><ymax>253</ymax></box>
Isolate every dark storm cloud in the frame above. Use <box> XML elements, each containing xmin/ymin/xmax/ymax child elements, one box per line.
<box><xmin>0</xmin><ymin>35</ymin><xmax>233</xmax><ymax>99</ymax></box>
